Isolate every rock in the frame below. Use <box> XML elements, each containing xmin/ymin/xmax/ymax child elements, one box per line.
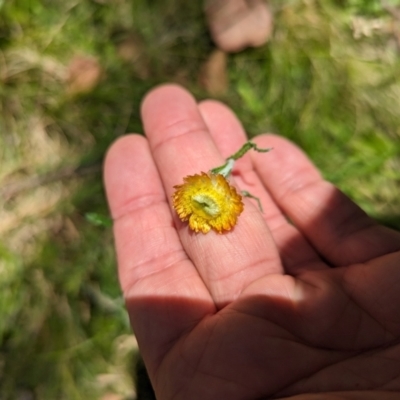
<box><xmin>205</xmin><ymin>0</ymin><xmax>273</xmax><ymax>53</ymax></box>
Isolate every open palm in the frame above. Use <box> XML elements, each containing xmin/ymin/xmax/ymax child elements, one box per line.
<box><xmin>104</xmin><ymin>85</ymin><xmax>400</xmax><ymax>400</ymax></box>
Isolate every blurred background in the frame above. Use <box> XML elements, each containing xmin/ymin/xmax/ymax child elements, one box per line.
<box><xmin>1</xmin><ymin>0</ymin><xmax>400</xmax><ymax>399</ymax></box>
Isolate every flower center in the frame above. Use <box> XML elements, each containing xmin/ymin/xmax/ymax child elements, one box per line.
<box><xmin>192</xmin><ymin>194</ymin><xmax>220</xmax><ymax>218</ymax></box>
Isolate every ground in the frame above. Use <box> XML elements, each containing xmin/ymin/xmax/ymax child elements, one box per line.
<box><xmin>1</xmin><ymin>0</ymin><xmax>400</xmax><ymax>399</ymax></box>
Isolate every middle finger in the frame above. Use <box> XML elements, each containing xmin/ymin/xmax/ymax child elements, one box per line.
<box><xmin>141</xmin><ymin>84</ymin><xmax>281</xmax><ymax>307</ymax></box>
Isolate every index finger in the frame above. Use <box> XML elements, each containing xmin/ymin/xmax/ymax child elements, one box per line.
<box><xmin>104</xmin><ymin>134</ymin><xmax>215</xmax><ymax>377</ymax></box>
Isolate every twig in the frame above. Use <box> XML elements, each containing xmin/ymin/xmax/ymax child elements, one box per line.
<box><xmin>0</xmin><ymin>162</ymin><xmax>101</xmax><ymax>202</ymax></box>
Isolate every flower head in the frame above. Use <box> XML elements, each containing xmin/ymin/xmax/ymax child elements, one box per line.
<box><xmin>172</xmin><ymin>172</ymin><xmax>244</xmax><ymax>234</ymax></box>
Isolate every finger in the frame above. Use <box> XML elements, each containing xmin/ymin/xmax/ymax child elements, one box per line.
<box><xmin>104</xmin><ymin>134</ymin><xmax>215</xmax><ymax>376</ymax></box>
<box><xmin>141</xmin><ymin>84</ymin><xmax>281</xmax><ymax>306</ymax></box>
<box><xmin>198</xmin><ymin>100</ymin><xmax>326</xmax><ymax>273</ymax></box>
<box><xmin>252</xmin><ymin>134</ymin><xmax>400</xmax><ymax>266</ymax></box>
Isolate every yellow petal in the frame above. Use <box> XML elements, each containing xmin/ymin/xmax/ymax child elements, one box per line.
<box><xmin>172</xmin><ymin>172</ymin><xmax>243</xmax><ymax>234</ymax></box>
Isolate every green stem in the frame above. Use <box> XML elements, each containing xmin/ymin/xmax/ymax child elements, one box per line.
<box><xmin>210</xmin><ymin>158</ymin><xmax>234</xmax><ymax>177</ymax></box>
<box><xmin>229</xmin><ymin>141</ymin><xmax>272</xmax><ymax>161</ymax></box>
<box><xmin>210</xmin><ymin>141</ymin><xmax>272</xmax><ymax>177</ymax></box>
<box><xmin>242</xmin><ymin>191</ymin><xmax>264</xmax><ymax>213</ymax></box>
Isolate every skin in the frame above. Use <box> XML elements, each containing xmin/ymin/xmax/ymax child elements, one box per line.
<box><xmin>103</xmin><ymin>84</ymin><xmax>400</xmax><ymax>400</ymax></box>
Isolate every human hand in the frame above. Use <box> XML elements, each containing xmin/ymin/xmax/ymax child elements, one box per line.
<box><xmin>104</xmin><ymin>84</ymin><xmax>400</xmax><ymax>400</ymax></box>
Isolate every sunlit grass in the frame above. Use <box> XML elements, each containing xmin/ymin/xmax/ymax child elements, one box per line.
<box><xmin>1</xmin><ymin>0</ymin><xmax>400</xmax><ymax>398</ymax></box>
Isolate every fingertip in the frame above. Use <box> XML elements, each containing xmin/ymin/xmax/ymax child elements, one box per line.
<box><xmin>141</xmin><ymin>83</ymin><xmax>186</xmax><ymax>106</ymax></box>
<box><xmin>104</xmin><ymin>134</ymin><xmax>145</xmax><ymax>188</ymax></box>
<box><xmin>198</xmin><ymin>99</ymin><xmax>248</xmax><ymax>158</ymax></box>
<box><xmin>198</xmin><ymin>98</ymin><xmax>230</xmax><ymax>113</ymax></box>
<box><xmin>103</xmin><ymin>134</ymin><xmax>152</xmax><ymax>219</ymax></box>
<box><xmin>198</xmin><ymin>99</ymin><xmax>244</xmax><ymax>132</ymax></box>
<box><xmin>140</xmin><ymin>83</ymin><xmax>196</xmax><ymax>124</ymax></box>
<box><xmin>104</xmin><ymin>133</ymin><xmax>144</xmax><ymax>165</ymax></box>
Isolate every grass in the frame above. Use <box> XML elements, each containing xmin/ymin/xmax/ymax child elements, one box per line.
<box><xmin>1</xmin><ymin>0</ymin><xmax>400</xmax><ymax>398</ymax></box>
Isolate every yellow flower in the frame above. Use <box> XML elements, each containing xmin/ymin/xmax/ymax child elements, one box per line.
<box><xmin>172</xmin><ymin>172</ymin><xmax>244</xmax><ymax>234</ymax></box>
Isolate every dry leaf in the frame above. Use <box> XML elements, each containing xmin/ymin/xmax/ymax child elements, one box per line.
<box><xmin>115</xmin><ymin>33</ymin><xmax>150</xmax><ymax>79</ymax></box>
<box><xmin>67</xmin><ymin>55</ymin><xmax>102</xmax><ymax>95</ymax></box>
<box><xmin>199</xmin><ymin>49</ymin><xmax>228</xmax><ymax>95</ymax></box>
